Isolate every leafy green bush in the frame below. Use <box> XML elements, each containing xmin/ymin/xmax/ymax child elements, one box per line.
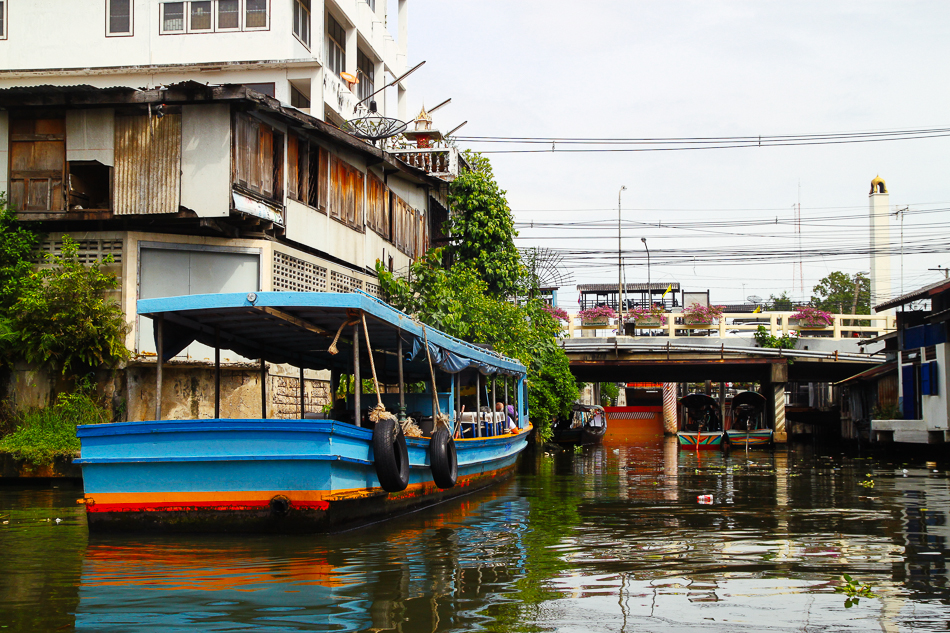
<box><xmin>0</xmin><ymin>384</ymin><xmax>111</xmax><ymax>465</ymax></box>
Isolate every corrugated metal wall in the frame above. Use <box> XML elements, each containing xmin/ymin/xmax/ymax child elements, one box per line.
<box><xmin>114</xmin><ymin>114</ymin><xmax>182</xmax><ymax>215</ymax></box>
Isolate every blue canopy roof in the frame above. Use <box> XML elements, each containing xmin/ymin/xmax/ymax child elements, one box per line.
<box><xmin>137</xmin><ymin>291</ymin><xmax>526</xmax><ymax>378</ymax></box>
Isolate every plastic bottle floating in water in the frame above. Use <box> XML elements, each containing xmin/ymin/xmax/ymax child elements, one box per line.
<box><xmin>697</xmin><ymin>495</ymin><xmax>714</xmax><ymax>504</ymax></box>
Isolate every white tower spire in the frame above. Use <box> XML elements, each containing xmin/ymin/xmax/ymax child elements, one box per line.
<box><xmin>869</xmin><ymin>175</ymin><xmax>892</xmax><ymax>308</ymax></box>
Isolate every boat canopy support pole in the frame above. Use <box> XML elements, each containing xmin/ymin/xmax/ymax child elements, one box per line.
<box><xmin>455</xmin><ymin>373</ymin><xmax>461</xmax><ymax>435</ymax></box>
<box><xmin>353</xmin><ymin>324</ymin><xmax>361</xmax><ymax>427</ymax></box>
<box><xmin>155</xmin><ymin>315</ymin><xmax>163</xmax><ymax>422</ymax></box>
<box><xmin>299</xmin><ymin>364</ymin><xmax>305</xmax><ymax>419</ymax></box>
<box><xmin>214</xmin><ymin>327</ymin><xmax>220</xmax><ymax>419</ymax></box>
<box><xmin>477</xmin><ymin>373</ymin><xmax>483</xmax><ymax>437</ymax></box>
<box><xmin>397</xmin><ymin>336</ymin><xmax>406</xmax><ymax>421</ymax></box>
<box><xmin>491</xmin><ymin>376</ymin><xmax>497</xmax><ymax>427</ymax></box>
<box><xmin>260</xmin><ymin>358</ymin><xmax>267</xmax><ymax>419</ymax></box>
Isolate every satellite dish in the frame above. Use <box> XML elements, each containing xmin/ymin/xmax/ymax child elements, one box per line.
<box><xmin>747</xmin><ymin>295</ymin><xmax>763</xmax><ymax>304</ymax></box>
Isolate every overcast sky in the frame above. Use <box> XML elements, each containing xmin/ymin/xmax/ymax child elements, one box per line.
<box><xmin>400</xmin><ymin>1</ymin><xmax>950</xmax><ymax>310</ymax></box>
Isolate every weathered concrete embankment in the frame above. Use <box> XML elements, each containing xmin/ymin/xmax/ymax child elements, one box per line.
<box><xmin>0</xmin><ymin>453</ymin><xmax>82</xmax><ymax>480</ymax></box>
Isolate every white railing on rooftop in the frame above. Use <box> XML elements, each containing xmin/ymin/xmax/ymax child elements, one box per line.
<box><xmin>564</xmin><ymin>311</ymin><xmax>896</xmax><ymax>340</ymax></box>
<box><xmin>389</xmin><ymin>147</ymin><xmax>461</xmax><ymax>180</ymax></box>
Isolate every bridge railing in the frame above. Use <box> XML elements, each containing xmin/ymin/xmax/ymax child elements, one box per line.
<box><xmin>565</xmin><ymin>311</ymin><xmax>896</xmax><ymax>340</ymax></box>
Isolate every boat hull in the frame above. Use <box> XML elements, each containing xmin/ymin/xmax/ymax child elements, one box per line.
<box><xmin>77</xmin><ymin>419</ymin><xmax>530</xmax><ymax>533</ymax></box>
<box><xmin>676</xmin><ymin>431</ymin><xmax>725</xmax><ymax>450</ymax></box>
<box><xmin>725</xmin><ymin>429</ymin><xmax>773</xmax><ymax>447</ymax></box>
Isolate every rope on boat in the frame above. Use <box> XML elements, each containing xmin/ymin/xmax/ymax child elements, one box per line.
<box><xmin>362</xmin><ymin>313</ymin><xmax>423</xmax><ymax>437</ymax></box>
<box><xmin>421</xmin><ymin>325</ymin><xmax>451</xmax><ymax>432</ymax></box>
<box><xmin>327</xmin><ymin>312</ymin><xmax>361</xmax><ymax>356</ymax></box>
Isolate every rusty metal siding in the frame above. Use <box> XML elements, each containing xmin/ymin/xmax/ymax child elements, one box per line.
<box><xmin>114</xmin><ymin>114</ymin><xmax>181</xmax><ymax>215</ymax></box>
<box><xmin>328</xmin><ymin>154</ymin><xmax>364</xmax><ymax>231</ymax></box>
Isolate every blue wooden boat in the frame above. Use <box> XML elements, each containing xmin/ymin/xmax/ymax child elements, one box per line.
<box><xmin>76</xmin><ymin>291</ymin><xmax>531</xmax><ymax>533</ymax></box>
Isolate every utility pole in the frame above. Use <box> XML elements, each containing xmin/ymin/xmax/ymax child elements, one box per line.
<box><xmin>618</xmin><ymin>186</ymin><xmax>626</xmax><ymax>316</ymax></box>
<box><xmin>929</xmin><ymin>266</ymin><xmax>949</xmax><ymax>280</ymax></box>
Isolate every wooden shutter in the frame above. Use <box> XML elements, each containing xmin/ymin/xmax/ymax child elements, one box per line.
<box><xmin>317</xmin><ymin>147</ymin><xmax>329</xmax><ymax>212</ymax></box>
<box><xmin>287</xmin><ymin>135</ymin><xmax>299</xmax><ymax>200</ymax></box>
<box><xmin>114</xmin><ymin>114</ymin><xmax>182</xmax><ymax>215</ymax></box>
<box><xmin>9</xmin><ymin>117</ymin><xmax>66</xmax><ymax>213</ymax></box>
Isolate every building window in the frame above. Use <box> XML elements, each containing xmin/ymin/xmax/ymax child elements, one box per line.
<box><xmin>189</xmin><ymin>1</ymin><xmax>212</xmax><ymax>31</ymax></box>
<box><xmin>364</xmin><ymin>0</ymin><xmax>375</xmax><ymax>11</ymax></box>
<box><xmin>162</xmin><ymin>2</ymin><xmax>185</xmax><ymax>32</ymax></box>
<box><xmin>287</xmin><ymin>135</ymin><xmax>327</xmax><ymax>212</ymax></box>
<box><xmin>0</xmin><ymin>1</ymin><xmax>5</xmax><ymax>39</ymax></box>
<box><xmin>329</xmin><ymin>155</ymin><xmax>364</xmax><ymax>231</ymax></box>
<box><xmin>9</xmin><ymin>115</ymin><xmax>67</xmax><ymax>214</ymax></box>
<box><xmin>357</xmin><ymin>49</ymin><xmax>375</xmax><ymax>103</ymax></box>
<box><xmin>326</xmin><ymin>13</ymin><xmax>346</xmax><ymax>77</ymax></box>
<box><xmin>293</xmin><ymin>0</ymin><xmax>309</xmax><ymax>47</ymax></box>
<box><xmin>161</xmin><ymin>1</ymin><xmax>269</xmax><ymax>34</ymax></box>
<box><xmin>107</xmin><ymin>0</ymin><xmax>133</xmax><ymax>36</ymax></box>
<box><xmin>233</xmin><ymin>113</ymin><xmax>284</xmax><ymax>203</ymax></box>
<box><xmin>245</xmin><ymin>0</ymin><xmax>267</xmax><ymax>29</ymax></box>
<box><xmin>217</xmin><ymin>0</ymin><xmax>239</xmax><ymax>29</ymax></box>
<box><xmin>290</xmin><ymin>84</ymin><xmax>310</xmax><ymax>109</ymax></box>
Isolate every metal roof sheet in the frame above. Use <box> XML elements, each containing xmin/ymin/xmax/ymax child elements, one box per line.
<box><xmin>874</xmin><ymin>278</ymin><xmax>950</xmax><ymax>312</ymax></box>
<box><xmin>577</xmin><ymin>282</ymin><xmax>680</xmax><ymax>292</ymax></box>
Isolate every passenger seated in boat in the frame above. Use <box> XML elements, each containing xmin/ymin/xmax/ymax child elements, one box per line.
<box><xmin>497</xmin><ymin>402</ymin><xmax>519</xmax><ymax>434</ymax></box>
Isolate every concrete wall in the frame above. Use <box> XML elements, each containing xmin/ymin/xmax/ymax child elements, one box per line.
<box><xmin>921</xmin><ymin>342</ymin><xmax>949</xmax><ymax>430</ymax></box>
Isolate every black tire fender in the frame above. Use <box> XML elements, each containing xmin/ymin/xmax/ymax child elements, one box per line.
<box><xmin>429</xmin><ymin>427</ymin><xmax>458</xmax><ymax>489</ymax></box>
<box><xmin>373</xmin><ymin>418</ymin><xmax>410</xmax><ymax>492</ymax></box>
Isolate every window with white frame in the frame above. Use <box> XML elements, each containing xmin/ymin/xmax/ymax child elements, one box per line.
<box><xmin>292</xmin><ymin>0</ymin><xmax>309</xmax><ymax>47</ymax></box>
<box><xmin>0</xmin><ymin>1</ymin><xmax>7</xmax><ymax>39</ymax></box>
<box><xmin>245</xmin><ymin>0</ymin><xmax>267</xmax><ymax>29</ymax></box>
<box><xmin>161</xmin><ymin>2</ymin><xmax>185</xmax><ymax>32</ymax></box>
<box><xmin>160</xmin><ymin>1</ymin><xmax>268</xmax><ymax>34</ymax></box>
<box><xmin>217</xmin><ymin>0</ymin><xmax>239</xmax><ymax>29</ymax></box>
<box><xmin>189</xmin><ymin>1</ymin><xmax>212</xmax><ymax>31</ymax></box>
<box><xmin>364</xmin><ymin>0</ymin><xmax>375</xmax><ymax>11</ymax></box>
<box><xmin>107</xmin><ymin>0</ymin><xmax>133</xmax><ymax>36</ymax></box>
<box><xmin>326</xmin><ymin>14</ymin><xmax>345</xmax><ymax>77</ymax></box>
<box><xmin>357</xmin><ymin>49</ymin><xmax>375</xmax><ymax>103</ymax></box>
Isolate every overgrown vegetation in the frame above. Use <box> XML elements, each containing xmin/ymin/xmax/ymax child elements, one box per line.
<box><xmin>753</xmin><ymin>325</ymin><xmax>799</xmax><ymax>350</ymax></box>
<box><xmin>836</xmin><ymin>574</ymin><xmax>875</xmax><ymax>608</ymax></box>
<box><xmin>599</xmin><ymin>382</ymin><xmax>620</xmax><ymax>405</ymax></box>
<box><xmin>377</xmin><ymin>154</ymin><xmax>578</xmax><ymax>440</ymax></box>
<box><xmin>0</xmin><ymin>200</ymin><xmax>129</xmax><ymax>464</ymax></box>
<box><xmin>0</xmin><ymin>382</ymin><xmax>111</xmax><ymax>465</ymax></box>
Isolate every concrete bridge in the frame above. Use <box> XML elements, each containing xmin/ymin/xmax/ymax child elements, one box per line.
<box><xmin>560</xmin><ymin>311</ymin><xmax>893</xmax><ymax>443</ymax></box>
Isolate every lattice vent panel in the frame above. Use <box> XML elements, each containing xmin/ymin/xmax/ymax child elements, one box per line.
<box><xmin>273</xmin><ymin>251</ymin><xmax>328</xmax><ymax>293</ymax></box>
<box><xmin>365</xmin><ymin>282</ymin><xmax>381</xmax><ymax>297</ymax></box>
<box><xmin>35</xmin><ymin>238</ymin><xmax>124</xmax><ymax>264</ymax></box>
<box><xmin>329</xmin><ymin>270</ymin><xmax>363</xmax><ymax>293</ymax></box>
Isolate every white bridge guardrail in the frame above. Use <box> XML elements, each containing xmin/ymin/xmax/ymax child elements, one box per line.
<box><xmin>565</xmin><ymin>311</ymin><xmax>896</xmax><ymax>341</ymax></box>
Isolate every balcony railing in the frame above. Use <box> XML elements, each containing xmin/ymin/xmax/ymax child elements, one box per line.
<box><xmin>564</xmin><ymin>311</ymin><xmax>897</xmax><ymax>340</ymax></box>
<box><xmin>388</xmin><ymin>147</ymin><xmax>463</xmax><ymax>181</ymax></box>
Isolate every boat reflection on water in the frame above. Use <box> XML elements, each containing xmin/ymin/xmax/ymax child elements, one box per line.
<box><xmin>75</xmin><ymin>482</ymin><xmax>531</xmax><ymax>632</ymax></box>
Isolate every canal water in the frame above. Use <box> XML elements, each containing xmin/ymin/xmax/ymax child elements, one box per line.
<box><xmin>2</xmin><ymin>438</ymin><xmax>950</xmax><ymax>632</ymax></box>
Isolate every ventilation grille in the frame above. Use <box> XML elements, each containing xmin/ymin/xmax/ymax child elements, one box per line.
<box><xmin>273</xmin><ymin>251</ymin><xmax>328</xmax><ymax>293</ymax></box>
<box><xmin>365</xmin><ymin>282</ymin><xmax>381</xmax><ymax>297</ymax></box>
<box><xmin>35</xmin><ymin>238</ymin><xmax>123</xmax><ymax>264</ymax></box>
<box><xmin>330</xmin><ymin>270</ymin><xmax>363</xmax><ymax>294</ymax></box>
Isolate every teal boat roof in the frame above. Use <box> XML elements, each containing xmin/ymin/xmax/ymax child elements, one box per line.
<box><xmin>137</xmin><ymin>291</ymin><xmax>526</xmax><ymax>378</ymax></box>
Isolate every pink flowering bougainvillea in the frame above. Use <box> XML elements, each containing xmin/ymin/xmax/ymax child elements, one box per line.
<box><xmin>578</xmin><ymin>305</ymin><xmax>617</xmax><ymax>321</ymax></box>
<box><xmin>791</xmin><ymin>306</ymin><xmax>833</xmax><ymax>327</ymax></box>
<box><xmin>626</xmin><ymin>304</ymin><xmax>668</xmax><ymax>325</ymax></box>
<box><xmin>682</xmin><ymin>303</ymin><xmax>724</xmax><ymax>325</ymax></box>
<box><xmin>542</xmin><ymin>304</ymin><xmax>569</xmax><ymax>321</ymax></box>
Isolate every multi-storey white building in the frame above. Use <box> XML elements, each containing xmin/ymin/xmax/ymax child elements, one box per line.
<box><xmin>0</xmin><ymin>1</ymin><xmax>466</xmax><ymax>421</ymax></box>
<box><xmin>0</xmin><ymin>0</ymin><xmax>409</xmax><ymax>123</ymax></box>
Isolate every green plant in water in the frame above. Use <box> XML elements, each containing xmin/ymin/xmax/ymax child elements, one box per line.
<box><xmin>835</xmin><ymin>573</ymin><xmax>875</xmax><ymax>607</ymax></box>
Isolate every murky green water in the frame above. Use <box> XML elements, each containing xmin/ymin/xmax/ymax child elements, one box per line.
<box><xmin>2</xmin><ymin>438</ymin><xmax>950</xmax><ymax>631</ymax></box>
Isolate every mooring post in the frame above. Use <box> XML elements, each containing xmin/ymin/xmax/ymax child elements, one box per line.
<box><xmin>155</xmin><ymin>315</ymin><xmax>163</xmax><ymax>422</ymax></box>
<box><xmin>662</xmin><ymin>382</ymin><xmax>678</xmax><ymax>435</ymax></box>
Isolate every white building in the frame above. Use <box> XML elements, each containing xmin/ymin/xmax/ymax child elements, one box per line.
<box><xmin>0</xmin><ymin>2</ymin><xmax>468</xmax><ymax>421</ymax></box>
<box><xmin>0</xmin><ymin>0</ymin><xmax>409</xmax><ymax>123</ymax></box>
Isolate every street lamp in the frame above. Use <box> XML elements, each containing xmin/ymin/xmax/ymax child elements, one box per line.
<box><xmin>618</xmin><ymin>186</ymin><xmax>626</xmax><ymax>315</ymax></box>
<box><xmin>641</xmin><ymin>237</ymin><xmax>650</xmax><ymax>307</ymax></box>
